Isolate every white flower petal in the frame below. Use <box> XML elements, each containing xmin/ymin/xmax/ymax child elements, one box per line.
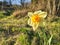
<box><xmin>28</xmin><ymin>19</ymin><xmax>33</xmax><ymax>26</ymax></box>
<box><xmin>28</xmin><ymin>19</ymin><xmax>31</xmax><ymax>26</ymax></box>
<box><xmin>34</xmin><ymin>10</ymin><xmax>42</xmax><ymax>14</ymax></box>
<box><xmin>28</xmin><ymin>12</ymin><xmax>33</xmax><ymax>17</ymax></box>
<box><xmin>32</xmin><ymin>22</ymin><xmax>39</xmax><ymax>31</ymax></box>
<box><xmin>38</xmin><ymin>12</ymin><xmax>47</xmax><ymax>18</ymax></box>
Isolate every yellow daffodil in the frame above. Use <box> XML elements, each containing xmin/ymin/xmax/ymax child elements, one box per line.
<box><xmin>28</xmin><ymin>10</ymin><xmax>47</xmax><ymax>31</ymax></box>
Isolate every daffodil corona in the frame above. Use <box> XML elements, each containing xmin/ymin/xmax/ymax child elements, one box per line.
<box><xmin>31</xmin><ymin>14</ymin><xmax>41</xmax><ymax>23</ymax></box>
<box><xmin>28</xmin><ymin>10</ymin><xmax>47</xmax><ymax>31</ymax></box>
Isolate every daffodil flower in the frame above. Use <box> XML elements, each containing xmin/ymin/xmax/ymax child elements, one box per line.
<box><xmin>28</xmin><ymin>10</ymin><xmax>47</xmax><ymax>31</ymax></box>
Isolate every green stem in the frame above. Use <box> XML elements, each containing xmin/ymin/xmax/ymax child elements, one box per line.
<box><xmin>44</xmin><ymin>32</ymin><xmax>47</xmax><ymax>45</ymax></box>
<box><xmin>42</xmin><ymin>29</ymin><xmax>47</xmax><ymax>45</ymax></box>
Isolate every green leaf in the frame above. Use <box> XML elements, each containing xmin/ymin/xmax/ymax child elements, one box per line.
<box><xmin>47</xmin><ymin>35</ymin><xmax>53</xmax><ymax>45</ymax></box>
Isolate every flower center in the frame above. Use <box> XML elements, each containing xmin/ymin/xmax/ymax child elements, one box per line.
<box><xmin>31</xmin><ymin>14</ymin><xmax>41</xmax><ymax>22</ymax></box>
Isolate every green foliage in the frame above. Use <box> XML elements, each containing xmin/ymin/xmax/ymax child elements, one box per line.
<box><xmin>0</xmin><ymin>14</ymin><xmax>60</xmax><ymax>45</ymax></box>
<box><xmin>0</xmin><ymin>11</ymin><xmax>7</xmax><ymax>18</ymax></box>
<box><xmin>14</xmin><ymin>33</ymin><xmax>29</xmax><ymax>45</ymax></box>
<box><xmin>3</xmin><ymin>10</ymin><xmax>13</xmax><ymax>16</ymax></box>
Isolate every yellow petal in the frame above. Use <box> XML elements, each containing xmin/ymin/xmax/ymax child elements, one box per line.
<box><xmin>39</xmin><ymin>12</ymin><xmax>47</xmax><ymax>18</ymax></box>
<box><xmin>32</xmin><ymin>22</ymin><xmax>39</xmax><ymax>31</ymax></box>
<box><xmin>34</xmin><ymin>10</ymin><xmax>42</xmax><ymax>14</ymax></box>
<box><xmin>28</xmin><ymin>19</ymin><xmax>31</xmax><ymax>26</ymax></box>
<box><xmin>28</xmin><ymin>12</ymin><xmax>33</xmax><ymax>17</ymax></box>
<box><xmin>28</xmin><ymin>19</ymin><xmax>33</xmax><ymax>26</ymax></box>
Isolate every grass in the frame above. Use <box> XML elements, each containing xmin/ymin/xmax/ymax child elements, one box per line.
<box><xmin>0</xmin><ymin>12</ymin><xmax>60</xmax><ymax>45</ymax></box>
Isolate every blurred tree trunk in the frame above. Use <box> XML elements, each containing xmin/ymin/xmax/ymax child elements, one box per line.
<box><xmin>31</xmin><ymin>0</ymin><xmax>60</xmax><ymax>16</ymax></box>
<box><xmin>52</xmin><ymin>0</ymin><xmax>56</xmax><ymax>15</ymax></box>
<box><xmin>31</xmin><ymin>0</ymin><xmax>38</xmax><ymax>4</ymax></box>
<box><xmin>46</xmin><ymin>0</ymin><xmax>51</xmax><ymax>15</ymax></box>
<box><xmin>46</xmin><ymin>0</ymin><xmax>56</xmax><ymax>15</ymax></box>
<box><xmin>2</xmin><ymin>0</ymin><xmax>7</xmax><ymax>10</ymax></box>
<box><xmin>20</xmin><ymin>0</ymin><xmax>25</xmax><ymax>7</ymax></box>
<box><xmin>2</xmin><ymin>0</ymin><xmax>3</xmax><ymax>10</ymax></box>
<box><xmin>9</xmin><ymin>0</ymin><xmax>12</xmax><ymax>6</ymax></box>
<box><xmin>45</xmin><ymin>0</ymin><xmax>60</xmax><ymax>16</ymax></box>
<box><xmin>56</xmin><ymin>0</ymin><xmax>60</xmax><ymax>16</ymax></box>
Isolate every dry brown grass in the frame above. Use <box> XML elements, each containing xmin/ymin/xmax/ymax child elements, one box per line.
<box><xmin>12</xmin><ymin>9</ymin><xmax>28</xmax><ymax>18</ymax></box>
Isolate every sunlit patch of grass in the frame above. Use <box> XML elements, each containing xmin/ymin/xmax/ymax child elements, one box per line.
<box><xmin>0</xmin><ymin>11</ymin><xmax>7</xmax><ymax>18</ymax></box>
<box><xmin>0</xmin><ymin>14</ymin><xmax>60</xmax><ymax>45</ymax></box>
